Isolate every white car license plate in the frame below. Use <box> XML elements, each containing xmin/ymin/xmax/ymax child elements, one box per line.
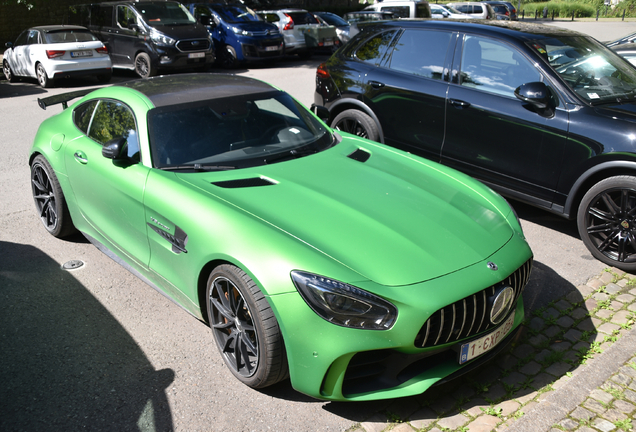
<box><xmin>188</xmin><ymin>52</ymin><xmax>205</xmax><ymax>59</ymax></box>
<box><xmin>71</xmin><ymin>50</ymin><xmax>93</xmax><ymax>58</ymax></box>
<box><xmin>324</xmin><ymin>40</ymin><xmax>334</xmax><ymax>46</ymax></box>
<box><xmin>459</xmin><ymin>311</ymin><xmax>515</xmax><ymax>364</ymax></box>
<box><xmin>265</xmin><ymin>46</ymin><xmax>279</xmax><ymax>52</ymax></box>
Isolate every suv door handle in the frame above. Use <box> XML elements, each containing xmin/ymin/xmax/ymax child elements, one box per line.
<box><xmin>449</xmin><ymin>99</ymin><xmax>471</xmax><ymax>108</ymax></box>
<box><xmin>368</xmin><ymin>80</ymin><xmax>385</xmax><ymax>89</ymax></box>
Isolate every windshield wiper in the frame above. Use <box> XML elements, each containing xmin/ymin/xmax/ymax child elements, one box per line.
<box><xmin>159</xmin><ymin>164</ymin><xmax>236</xmax><ymax>172</ymax></box>
<box><xmin>264</xmin><ymin>148</ymin><xmax>317</xmax><ymax>164</ymax></box>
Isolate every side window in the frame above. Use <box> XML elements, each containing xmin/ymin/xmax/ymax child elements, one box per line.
<box><xmin>87</xmin><ymin>100</ymin><xmax>140</xmax><ymax>161</ymax></box>
<box><xmin>460</xmin><ymin>35</ymin><xmax>542</xmax><ymax>97</ymax></box>
<box><xmin>194</xmin><ymin>5</ymin><xmax>209</xmax><ymax>20</ymax></box>
<box><xmin>389</xmin><ymin>29</ymin><xmax>451</xmax><ymax>80</ymax></box>
<box><xmin>27</xmin><ymin>30</ymin><xmax>40</xmax><ymax>45</ymax></box>
<box><xmin>117</xmin><ymin>5</ymin><xmax>137</xmax><ymax>29</ymax></box>
<box><xmin>380</xmin><ymin>6</ymin><xmax>409</xmax><ymax>18</ymax></box>
<box><xmin>474</xmin><ymin>5</ymin><xmax>483</xmax><ymax>14</ymax></box>
<box><xmin>73</xmin><ymin>100</ymin><xmax>99</xmax><ymax>134</ymax></box>
<box><xmin>456</xmin><ymin>5</ymin><xmax>470</xmax><ymax>13</ymax></box>
<box><xmin>355</xmin><ymin>30</ymin><xmax>397</xmax><ymax>66</ymax></box>
<box><xmin>93</xmin><ymin>5</ymin><xmax>114</xmax><ymax>27</ymax></box>
<box><xmin>14</xmin><ymin>31</ymin><xmax>29</xmax><ymax>47</ymax></box>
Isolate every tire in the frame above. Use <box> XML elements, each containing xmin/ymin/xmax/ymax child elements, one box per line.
<box><xmin>30</xmin><ymin>155</ymin><xmax>76</xmax><ymax>238</ymax></box>
<box><xmin>577</xmin><ymin>175</ymin><xmax>636</xmax><ymax>272</ymax></box>
<box><xmin>134</xmin><ymin>52</ymin><xmax>155</xmax><ymax>79</ymax></box>
<box><xmin>97</xmin><ymin>71</ymin><xmax>112</xmax><ymax>83</ymax></box>
<box><xmin>206</xmin><ymin>264</ymin><xmax>288</xmax><ymax>388</ymax></box>
<box><xmin>331</xmin><ymin>109</ymin><xmax>380</xmax><ymax>142</ymax></box>
<box><xmin>3</xmin><ymin>60</ymin><xmax>16</xmax><ymax>82</ymax></box>
<box><xmin>36</xmin><ymin>63</ymin><xmax>53</xmax><ymax>88</ymax></box>
<box><xmin>221</xmin><ymin>45</ymin><xmax>239</xmax><ymax>69</ymax></box>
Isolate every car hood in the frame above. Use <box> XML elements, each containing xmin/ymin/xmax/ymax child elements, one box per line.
<box><xmin>178</xmin><ymin>142</ymin><xmax>513</xmax><ymax>286</ymax></box>
<box><xmin>233</xmin><ymin>22</ymin><xmax>278</xmax><ymax>32</ymax></box>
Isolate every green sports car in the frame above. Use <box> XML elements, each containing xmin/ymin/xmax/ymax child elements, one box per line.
<box><xmin>29</xmin><ymin>73</ymin><xmax>533</xmax><ymax>401</ymax></box>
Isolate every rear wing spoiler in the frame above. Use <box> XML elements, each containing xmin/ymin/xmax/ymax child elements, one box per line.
<box><xmin>37</xmin><ymin>89</ymin><xmax>94</xmax><ymax>110</ymax></box>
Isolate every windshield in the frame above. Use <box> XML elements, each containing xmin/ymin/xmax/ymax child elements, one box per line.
<box><xmin>148</xmin><ymin>91</ymin><xmax>334</xmax><ymax>170</ymax></box>
<box><xmin>210</xmin><ymin>5</ymin><xmax>261</xmax><ymax>23</ymax></box>
<box><xmin>531</xmin><ymin>36</ymin><xmax>636</xmax><ymax>104</ymax></box>
<box><xmin>137</xmin><ymin>1</ymin><xmax>196</xmax><ymax>26</ymax></box>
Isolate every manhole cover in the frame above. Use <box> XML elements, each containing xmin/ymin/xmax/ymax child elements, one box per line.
<box><xmin>62</xmin><ymin>260</ymin><xmax>85</xmax><ymax>270</ymax></box>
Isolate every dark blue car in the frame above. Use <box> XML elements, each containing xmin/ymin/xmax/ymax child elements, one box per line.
<box><xmin>187</xmin><ymin>3</ymin><xmax>283</xmax><ymax>68</ymax></box>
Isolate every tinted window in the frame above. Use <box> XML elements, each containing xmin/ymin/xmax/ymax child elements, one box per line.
<box><xmin>210</xmin><ymin>5</ymin><xmax>261</xmax><ymax>23</ymax></box>
<box><xmin>456</xmin><ymin>5</ymin><xmax>472</xmax><ymax>13</ymax></box>
<box><xmin>93</xmin><ymin>5</ymin><xmax>114</xmax><ymax>27</ymax></box>
<box><xmin>117</xmin><ymin>6</ymin><xmax>138</xmax><ymax>28</ymax></box>
<box><xmin>380</xmin><ymin>6</ymin><xmax>409</xmax><ymax>18</ymax></box>
<box><xmin>259</xmin><ymin>13</ymin><xmax>279</xmax><ymax>23</ymax></box>
<box><xmin>460</xmin><ymin>35</ymin><xmax>541</xmax><ymax>97</ymax></box>
<box><xmin>474</xmin><ymin>5</ymin><xmax>483</xmax><ymax>13</ymax></box>
<box><xmin>14</xmin><ymin>31</ymin><xmax>28</xmax><ymax>47</ymax></box>
<box><xmin>389</xmin><ymin>30</ymin><xmax>451</xmax><ymax>80</ymax></box>
<box><xmin>287</xmin><ymin>12</ymin><xmax>319</xmax><ymax>24</ymax></box>
<box><xmin>87</xmin><ymin>100</ymin><xmax>139</xmax><ymax>161</ymax></box>
<box><xmin>73</xmin><ymin>100</ymin><xmax>98</xmax><ymax>134</ymax></box>
<box><xmin>45</xmin><ymin>30</ymin><xmax>98</xmax><ymax>43</ymax></box>
<box><xmin>415</xmin><ymin>4</ymin><xmax>432</xmax><ymax>18</ymax></box>
<box><xmin>26</xmin><ymin>30</ymin><xmax>40</xmax><ymax>45</ymax></box>
<box><xmin>355</xmin><ymin>30</ymin><xmax>397</xmax><ymax>65</ymax></box>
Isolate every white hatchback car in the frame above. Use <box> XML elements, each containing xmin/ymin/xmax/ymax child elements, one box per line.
<box><xmin>3</xmin><ymin>25</ymin><xmax>112</xmax><ymax>88</ymax></box>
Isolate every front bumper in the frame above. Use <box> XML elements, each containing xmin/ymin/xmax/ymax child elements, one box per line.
<box><xmin>269</xmin><ymin>235</ymin><xmax>532</xmax><ymax>401</ymax></box>
<box><xmin>152</xmin><ymin>45</ymin><xmax>215</xmax><ymax>71</ymax></box>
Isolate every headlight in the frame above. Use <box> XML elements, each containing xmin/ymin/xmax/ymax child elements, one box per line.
<box><xmin>150</xmin><ymin>30</ymin><xmax>176</xmax><ymax>46</ymax></box>
<box><xmin>231</xmin><ymin>26</ymin><xmax>253</xmax><ymax>36</ymax></box>
<box><xmin>291</xmin><ymin>271</ymin><xmax>397</xmax><ymax>330</ymax></box>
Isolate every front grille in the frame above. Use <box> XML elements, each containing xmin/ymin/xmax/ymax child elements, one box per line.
<box><xmin>176</xmin><ymin>39</ymin><xmax>211</xmax><ymax>52</ymax></box>
<box><xmin>414</xmin><ymin>259</ymin><xmax>532</xmax><ymax>348</ymax></box>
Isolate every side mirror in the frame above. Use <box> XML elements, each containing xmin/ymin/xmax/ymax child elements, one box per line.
<box><xmin>5</xmin><ymin>42</ymin><xmax>13</xmax><ymax>48</ymax></box>
<box><xmin>102</xmin><ymin>137</ymin><xmax>127</xmax><ymax>159</ymax></box>
<box><xmin>312</xmin><ymin>105</ymin><xmax>330</xmax><ymax>122</ymax></box>
<box><xmin>514</xmin><ymin>82</ymin><xmax>550</xmax><ymax>109</ymax></box>
<box><xmin>199</xmin><ymin>14</ymin><xmax>212</xmax><ymax>26</ymax></box>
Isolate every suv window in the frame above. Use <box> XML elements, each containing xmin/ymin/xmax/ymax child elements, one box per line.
<box><xmin>355</xmin><ymin>30</ymin><xmax>397</xmax><ymax>65</ymax></box>
<box><xmin>456</xmin><ymin>5</ymin><xmax>472</xmax><ymax>13</ymax></box>
<box><xmin>117</xmin><ymin>5</ymin><xmax>138</xmax><ymax>29</ymax></box>
<box><xmin>459</xmin><ymin>35</ymin><xmax>541</xmax><ymax>97</ymax></box>
<box><xmin>389</xmin><ymin>30</ymin><xmax>451</xmax><ymax>80</ymax></box>
<box><xmin>380</xmin><ymin>6</ymin><xmax>410</xmax><ymax>18</ymax></box>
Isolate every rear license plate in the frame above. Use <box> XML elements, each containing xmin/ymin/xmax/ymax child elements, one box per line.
<box><xmin>265</xmin><ymin>46</ymin><xmax>279</xmax><ymax>52</ymax></box>
<box><xmin>71</xmin><ymin>50</ymin><xmax>93</xmax><ymax>58</ymax></box>
<box><xmin>188</xmin><ymin>52</ymin><xmax>205</xmax><ymax>59</ymax></box>
<box><xmin>459</xmin><ymin>311</ymin><xmax>515</xmax><ymax>364</ymax></box>
<box><xmin>324</xmin><ymin>40</ymin><xmax>334</xmax><ymax>46</ymax></box>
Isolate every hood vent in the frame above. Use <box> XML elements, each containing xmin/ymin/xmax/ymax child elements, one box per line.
<box><xmin>212</xmin><ymin>177</ymin><xmax>276</xmax><ymax>189</ymax></box>
<box><xmin>348</xmin><ymin>149</ymin><xmax>371</xmax><ymax>163</ymax></box>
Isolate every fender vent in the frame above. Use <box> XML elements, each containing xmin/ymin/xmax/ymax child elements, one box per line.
<box><xmin>348</xmin><ymin>149</ymin><xmax>371</xmax><ymax>163</ymax></box>
<box><xmin>212</xmin><ymin>177</ymin><xmax>276</xmax><ymax>189</ymax></box>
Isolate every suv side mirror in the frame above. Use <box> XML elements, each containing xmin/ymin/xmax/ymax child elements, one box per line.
<box><xmin>102</xmin><ymin>137</ymin><xmax>127</xmax><ymax>159</ymax></box>
<box><xmin>514</xmin><ymin>82</ymin><xmax>550</xmax><ymax>109</ymax></box>
<box><xmin>5</xmin><ymin>42</ymin><xmax>13</xmax><ymax>48</ymax></box>
<box><xmin>199</xmin><ymin>14</ymin><xmax>214</xmax><ymax>27</ymax></box>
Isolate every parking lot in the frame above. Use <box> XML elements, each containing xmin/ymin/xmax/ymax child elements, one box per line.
<box><xmin>0</xmin><ymin>19</ymin><xmax>634</xmax><ymax>432</ymax></box>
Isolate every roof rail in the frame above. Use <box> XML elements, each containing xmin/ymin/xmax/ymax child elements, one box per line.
<box><xmin>37</xmin><ymin>89</ymin><xmax>94</xmax><ymax>110</ymax></box>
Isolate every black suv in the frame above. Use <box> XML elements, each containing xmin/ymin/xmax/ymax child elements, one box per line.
<box><xmin>315</xmin><ymin>20</ymin><xmax>636</xmax><ymax>271</ymax></box>
<box><xmin>69</xmin><ymin>1</ymin><xmax>214</xmax><ymax>78</ymax></box>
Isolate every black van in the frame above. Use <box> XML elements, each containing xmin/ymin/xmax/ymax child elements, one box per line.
<box><xmin>69</xmin><ymin>1</ymin><xmax>214</xmax><ymax>78</ymax></box>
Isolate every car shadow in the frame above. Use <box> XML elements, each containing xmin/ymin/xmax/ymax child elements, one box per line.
<box><xmin>0</xmin><ymin>241</ymin><xmax>175</xmax><ymax>431</ymax></box>
<box><xmin>318</xmin><ymin>260</ymin><xmax>598</xmax><ymax>424</ymax></box>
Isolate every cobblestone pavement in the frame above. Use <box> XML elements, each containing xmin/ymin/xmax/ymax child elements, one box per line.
<box><xmin>347</xmin><ymin>268</ymin><xmax>636</xmax><ymax>432</ymax></box>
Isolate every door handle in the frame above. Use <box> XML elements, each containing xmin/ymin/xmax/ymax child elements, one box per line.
<box><xmin>368</xmin><ymin>80</ymin><xmax>385</xmax><ymax>89</ymax></box>
<box><xmin>74</xmin><ymin>151</ymin><xmax>88</xmax><ymax>164</ymax></box>
<box><xmin>449</xmin><ymin>99</ymin><xmax>471</xmax><ymax>108</ymax></box>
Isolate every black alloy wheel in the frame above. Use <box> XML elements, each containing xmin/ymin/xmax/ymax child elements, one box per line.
<box><xmin>206</xmin><ymin>265</ymin><xmax>288</xmax><ymax>388</ymax></box>
<box><xmin>578</xmin><ymin>175</ymin><xmax>636</xmax><ymax>272</ymax></box>
<box><xmin>30</xmin><ymin>155</ymin><xmax>75</xmax><ymax>238</ymax></box>
<box><xmin>331</xmin><ymin>109</ymin><xmax>379</xmax><ymax>142</ymax></box>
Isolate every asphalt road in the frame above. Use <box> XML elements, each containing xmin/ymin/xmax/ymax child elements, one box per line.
<box><xmin>0</xmin><ymin>19</ymin><xmax>633</xmax><ymax>432</ymax></box>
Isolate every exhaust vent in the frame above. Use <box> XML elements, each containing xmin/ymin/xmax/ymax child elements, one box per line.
<box><xmin>212</xmin><ymin>177</ymin><xmax>276</xmax><ymax>189</ymax></box>
<box><xmin>348</xmin><ymin>149</ymin><xmax>371</xmax><ymax>163</ymax></box>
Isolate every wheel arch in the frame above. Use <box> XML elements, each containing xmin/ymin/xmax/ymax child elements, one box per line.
<box><xmin>564</xmin><ymin>160</ymin><xmax>636</xmax><ymax>218</ymax></box>
<box><xmin>328</xmin><ymin>98</ymin><xmax>385</xmax><ymax>143</ymax></box>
